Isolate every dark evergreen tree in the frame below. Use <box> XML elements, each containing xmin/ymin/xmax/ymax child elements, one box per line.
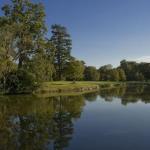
<box><xmin>51</xmin><ymin>24</ymin><xmax>72</xmax><ymax>80</ymax></box>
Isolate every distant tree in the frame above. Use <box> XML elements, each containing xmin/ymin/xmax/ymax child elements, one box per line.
<box><xmin>84</xmin><ymin>66</ymin><xmax>99</xmax><ymax>81</ymax></box>
<box><xmin>51</xmin><ymin>24</ymin><xmax>72</xmax><ymax>80</ymax></box>
<box><xmin>64</xmin><ymin>60</ymin><xmax>85</xmax><ymax>81</ymax></box>
<box><xmin>99</xmin><ymin>66</ymin><xmax>125</xmax><ymax>81</ymax></box>
<box><xmin>120</xmin><ymin>60</ymin><xmax>138</xmax><ymax>81</ymax></box>
<box><xmin>117</xmin><ymin>68</ymin><xmax>126</xmax><ymax>81</ymax></box>
<box><xmin>135</xmin><ymin>72</ymin><xmax>145</xmax><ymax>81</ymax></box>
<box><xmin>120</xmin><ymin>60</ymin><xmax>150</xmax><ymax>81</ymax></box>
<box><xmin>138</xmin><ymin>63</ymin><xmax>150</xmax><ymax>81</ymax></box>
<box><xmin>108</xmin><ymin>69</ymin><xmax>119</xmax><ymax>81</ymax></box>
<box><xmin>100</xmin><ymin>64</ymin><xmax>113</xmax><ymax>71</ymax></box>
<box><xmin>99</xmin><ymin>64</ymin><xmax>113</xmax><ymax>81</ymax></box>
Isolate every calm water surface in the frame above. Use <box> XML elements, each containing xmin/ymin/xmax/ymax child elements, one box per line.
<box><xmin>0</xmin><ymin>85</ymin><xmax>150</xmax><ymax>150</ymax></box>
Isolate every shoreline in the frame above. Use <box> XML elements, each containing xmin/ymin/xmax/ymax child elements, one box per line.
<box><xmin>2</xmin><ymin>81</ymin><xmax>150</xmax><ymax>95</ymax></box>
<box><xmin>34</xmin><ymin>81</ymin><xmax>126</xmax><ymax>95</ymax></box>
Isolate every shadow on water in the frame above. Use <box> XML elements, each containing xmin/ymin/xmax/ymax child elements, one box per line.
<box><xmin>0</xmin><ymin>84</ymin><xmax>150</xmax><ymax>149</ymax></box>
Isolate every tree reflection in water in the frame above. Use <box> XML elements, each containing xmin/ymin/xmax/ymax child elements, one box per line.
<box><xmin>99</xmin><ymin>84</ymin><xmax>150</xmax><ymax>105</ymax></box>
<box><xmin>0</xmin><ymin>95</ymin><xmax>85</xmax><ymax>150</ymax></box>
<box><xmin>0</xmin><ymin>84</ymin><xmax>150</xmax><ymax>149</ymax></box>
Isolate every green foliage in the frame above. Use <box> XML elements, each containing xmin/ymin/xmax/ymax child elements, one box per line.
<box><xmin>135</xmin><ymin>72</ymin><xmax>145</xmax><ymax>81</ymax></box>
<box><xmin>99</xmin><ymin>64</ymin><xmax>113</xmax><ymax>81</ymax></box>
<box><xmin>117</xmin><ymin>68</ymin><xmax>126</xmax><ymax>81</ymax></box>
<box><xmin>100</xmin><ymin>64</ymin><xmax>113</xmax><ymax>70</ymax></box>
<box><xmin>5</xmin><ymin>69</ymin><xmax>36</xmax><ymax>94</ymax></box>
<box><xmin>138</xmin><ymin>63</ymin><xmax>150</xmax><ymax>81</ymax></box>
<box><xmin>0</xmin><ymin>56</ymin><xmax>16</xmax><ymax>80</ymax></box>
<box><xmin>64</xmin><ymin>60</ymin><xmax>85</xmax><ymax>81</ymax></box>
<box><xmin>84</xmin><ymin>66</ymin><xmax>99</xmax><ymax>81</ymax></box>
<box><xmin>0</xmin><ymin>0</ymin><xmax>56</xmax><ymax>94</ymax></box>
<box><xmin>26</xmin><ymin>52</ymin><xmax>55</xmax><ymax>82</ymax></box>
<box><xmin>120</xmin><ymin>60</ymin><xmax>137</xmax><ymax>80</ymax></box>
<box><xmin>120</xmin><ymin>60</ymin><xmax>148</xmax><ymax>81</ymax></box>
<box><xmin>108</xmin><ymin>69</ymin><xmax>120</xmax><ymax>81</ymax></box>
<box><xmin>99</xmin><ymin>67</ymin><xmax>126</xmax><ymax>81</ymax></box>
<box><xmin>51</xmin><ymin>24</ymin><xmax>72</xmax><ymax>80</ymax></box>
<box><xmin>1</xmin><ymin>0</ymin><xmax>46</xmax><ymax>68</ymax></box>
<box><xmin>0</xmin><ymin>24</ymin><xmax>17</xmax><ymax>91</ymax></box>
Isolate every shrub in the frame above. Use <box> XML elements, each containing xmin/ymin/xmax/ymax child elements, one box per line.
<box><xmin>5</xmin><ymin>69</ymin><xmax>36</xmax><ymax>94</ymax></box>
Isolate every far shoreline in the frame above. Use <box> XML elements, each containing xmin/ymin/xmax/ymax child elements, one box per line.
<box><xmin>33</xmin><ymin>81</ymin><xmax>149</xmax><ymax>95</ymax></box>
<box><xmin>1</xmin><ymin>81</ymin><xmax>150</xmax><ymax>96</ymax></box>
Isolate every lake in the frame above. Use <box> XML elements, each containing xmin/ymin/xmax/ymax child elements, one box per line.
<box><xmin>0</xmin><ymin>84</ymin><xmax>150</xmax><ymax>150</ymax></box>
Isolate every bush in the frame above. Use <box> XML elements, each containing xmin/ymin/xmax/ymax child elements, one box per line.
<box><xmin>5</xmin><ymin>69</ymin><xmax>36</xmax><ymax>94</ymax></box>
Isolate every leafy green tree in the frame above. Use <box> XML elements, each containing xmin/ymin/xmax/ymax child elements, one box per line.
<box><xmin>51</xmin><ymin>24</ymin><xmax>72</xmax><ymax>80</ymax></box>
<box><xmin>23</xmin><ymin>38</ymin><xmax>56</xmax><ymax>82</ymax></box>
<box><xmin>120</xmin><ymin>60</ymin><xmax>138</xmax><ymax>81</ymax></box>
<box><xmin>120</xmin><ymin>60</ymin><xmax>149</xmax><ymax>81</ymax></box>
<box><xmin>26</xmin><ymin>52</ymin><xmax>55</xmax><ymax>82</ymax></box>
<box><xmin>108</xmin><ymin>69</ymin><xmax>119</xmax><ymax>81</ymax></box>
<box><xmin>100</xmin><ymin>64</ymin><xmax>113</xmax><ymax>71</ymax></box>
<box><xmin>0</xmin><ymin>24</ymin><xmax>17</xmax><ymax>91</ymax></box>
<box><xmin>99</xmin><ymin>64</ymin><xmax>113</xmax><ymax>81</ymax></box>
<box><xmin>84</xmin><ymin>66</ymin><xmax>99</xmax><ymax>81</ymax></box>
<box><xmin>135</xmin><ymin>72</ymin><xmax>145</xmax><ymax>81</ymax></box>
<box><xmin>117</xmin><ymin>68</ymin><xmax>126</xmax><ymax>81</ymax></box>
<box><xmin>138</xmin><ymin>63</ymin><xmax>150</xmax><ymax>81</ymax></box>
<box><xmin>1</xmin><ymin>0</ymin><xmax>46</xmax><ymax>68</ymax></box>
<box><xmin>99</xmin><ymin>67</ymin><xmax>124</xmax><ymax>81</ymax></box>
<box><xmin>64</xmin><ymin>60</ymin><xmax>85</xmax><ymax>81</ymax></box>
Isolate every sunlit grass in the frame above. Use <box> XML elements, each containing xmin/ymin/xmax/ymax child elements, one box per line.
<box><xmin>35</xmin><ymin>81</ymin><xmax>123</xmax><ymax>94</ymax></box>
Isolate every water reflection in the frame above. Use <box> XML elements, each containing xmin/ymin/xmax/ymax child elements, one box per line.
<box><xmin>99</xmin><ymin>84</ymin><xmax>150</xmax><ymax>105</ymax></box>
<box><xmin>0</xmin><ymin>95</ymin><xmax>85</xmax><ymax>150</ymax></box>
<box><xmin>0</xmin><ymin>84</ymin><xmax>150</xmax><ymax>149</ymax></box>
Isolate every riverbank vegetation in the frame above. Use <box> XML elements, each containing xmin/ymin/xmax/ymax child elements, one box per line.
<box><xmin>0</xmin><ymin>0</ymin><xmax>150</xmax><ymax>94</ymax></box>
<box><xmin>35</xmin><ymin>81</ymin><xmax>126</xmax><ymax>95</ymax></box>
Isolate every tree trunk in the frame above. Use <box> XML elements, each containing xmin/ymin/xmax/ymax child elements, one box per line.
<box><xmin>18</xmin><ymin>57</ymin><xmax>23</xmax><ymax>69</ymax></box>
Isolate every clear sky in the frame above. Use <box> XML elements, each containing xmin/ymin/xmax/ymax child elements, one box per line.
<box><xmin>0</xmin><ymin>0</ymin><xmax>150</xmax><ymax>68</ymax></box>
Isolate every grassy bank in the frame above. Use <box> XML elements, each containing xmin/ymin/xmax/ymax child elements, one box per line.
<box><xmin>34</xmin><ymin>81</ymin><xmax>125</xmax><ymax>95</ymax></box>
<box><xmin>2</xmin><ymin>81</ymin><xmax>149</xmax><ymax>95</ymax></box>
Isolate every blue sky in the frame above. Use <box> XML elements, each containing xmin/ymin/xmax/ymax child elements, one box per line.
<box><xmin>0</xmin><ymin>0</ymin><xmax>150</xmax><ymax>68</ymax></box>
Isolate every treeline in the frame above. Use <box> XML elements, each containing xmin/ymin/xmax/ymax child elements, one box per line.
<box><xmin>99</xmin><ymin>84</ymin><xmax>150</xmax><ymax>105</ymax></box>
<box><xmin>84</xmin><ymin>60</ymin><xmax>150</xmax><ymax>82</ymax></box>
<box><xmin>0</xmin><ymin>0</ymin><xmax>150</xmax><ymax>93</ymax></box>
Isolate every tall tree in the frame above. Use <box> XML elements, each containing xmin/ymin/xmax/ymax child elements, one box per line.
<box><xmin>51</xmin><ymin>24</ymin><xmax>72</xmax><ymax>80</ymax></box>
<box><xmin>1</xmin><ymin>0</ymin><xmax>46</xmax><ymax>68</ymax></box>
